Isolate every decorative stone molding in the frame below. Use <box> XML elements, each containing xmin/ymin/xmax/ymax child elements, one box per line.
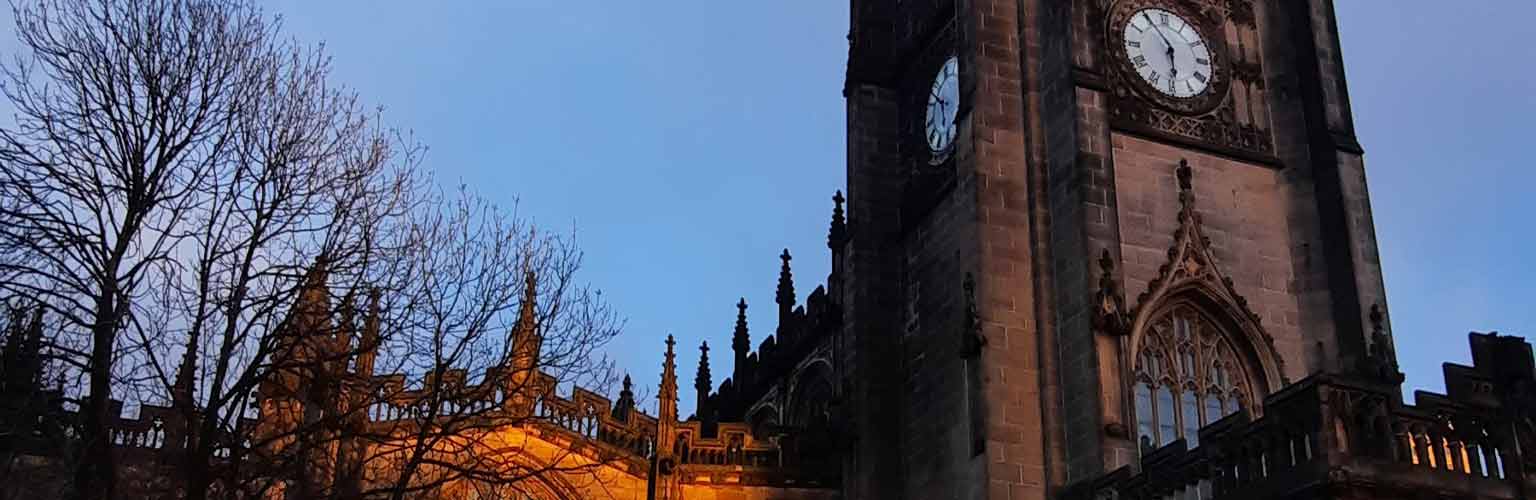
<box><xmin>1124</xmin><ymin>159</ymin><xmax>1288</xmax><ymax>393</ymax></box>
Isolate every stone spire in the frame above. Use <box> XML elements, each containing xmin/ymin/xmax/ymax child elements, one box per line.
<box><xmin>659</xmin><ymin>335</ymin><xmax>679</xmax><ymax>422</ymax></box>
<box><xmin>509</xmin><ymin>270</ymin><xmax>541</xmax><ymax>375</ymax></box>
<box><xmin>695</xmin><ymin>341</ymin><xmax>712</xmax><ymax>397</ymax></box>
<box><xmin>172</xmin><ymin>337</ymin><xmax>197</xmax><ymax>410</ymax></box>
<box><xmin>293</xmin><ymin>257</ymin><xmax>332</xmax><ymax>337</ymax></box>
<box><xmin>612</xmin><ymin>374</ymin><xmax>635</xmax><ymax>422</ymax></box>
<box><xmin>355</xmin><ymin>289</ymin><xmax>381</xmax><ymax>377</ymax></box>
<box><xmin>333</xmin><ymin>290</ymin><xmax>357</xmax><ymax>385</ymax></box>
<box><xmin>503</xmin><ymin>270</ymin><xmax>542</xmax><ymax>415</ymax></box>
<box><xmin>653</xmin><ymin>335</ymin><xmax>682</xmax><ymax>500</ymax></box>
<box><xmin>731</xmin><ymin>299</ymin><xmax>750</xmax><ymax>386</ymax></box>
<box><xmin>337</xmin><ymin>290</ymin><xmax>357</xmax><ymax>342</ymax></box>
<box><xmin>829</xmin><ymin>191</ymin><xmax>848</xmax><ymax>299</ymax></box>
<box><xmin>2</xmin><ymin>307</ymin><xmax>44</xmax><ymax>395</ymax></box>
<box><xmin>775</xmin><ymin>249</ymin><xmax>796</xmax><ymax>343</ymax></box>
<box><xmin>1</xmin><ymin>307</ymin><xmax>26</xmax><ymax>373</ymax></box>
<box><xmin>828</xmin><ymin>190</ymin><xmax>848</xmax><ymax>250</ymax></box>
<box><xmin>695</xmin><ymin>341</ymin><xmax>716</xmax><ymax>435</ymax></box>
<box><xmin>776</xmin><ymin>249</ymin><xmax>796</xmax><ymax>310</ymax></box>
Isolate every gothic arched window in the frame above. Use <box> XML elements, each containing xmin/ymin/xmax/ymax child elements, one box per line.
<box><xmin>1133</xmin><ymin>305</ymin><xmax>1252</xmax><ymax>453</ymax></box>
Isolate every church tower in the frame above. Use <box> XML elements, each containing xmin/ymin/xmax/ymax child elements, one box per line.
<box><xmin>840</xmin><ymin>1</ymin><xmax>1388</xmax><ymax>498</ymax></box>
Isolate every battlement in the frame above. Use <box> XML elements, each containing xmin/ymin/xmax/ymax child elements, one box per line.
<box><xmin>1071</xmin><ymin>333</ymin><xmax>1536</xmax><ymax>500</ymax></box>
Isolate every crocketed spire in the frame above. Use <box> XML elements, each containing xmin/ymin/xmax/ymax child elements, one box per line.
<box><xmin>732</xmin><ymin>299</ymin><xmax>750</xmax><ymax>360</ymax></box>
<box><xmin>695</xmin><ymin>341</ymin><xmax>712</xmax><ymax>396</ymax></box>
<box><xmin>510</xmin><ymin>269</ymin><xmax>541</xmax><ymax>374</ymax></box>
<box><xmin>659</xmin><ymin>335</ymin><xmax>679</xmax><ymax>424</ymax></box>
<box><xmin>2</xmin><ymin>307</ymin><xmax>44</xmax><ymax>396</ymax></box>
<box><xmin>172</xmin><ymin>338</ymin><xmax>197</xmax><ymax>410</ymax></box>
<box><xmin>612</xmin><ymin>374</ymin><xmax>635</xmax><ymax>421</ymax></box>
<box><xmin>776</xmin><ymin>249</ymin><xmax>795</xmax><ymax>314</ymax></box>
<box><xmin>355</xmin><ymin>288</ymin><xmax>382</xmax><ymax>377</ymax></box>
<box><xmin>1360</xmin><ymin>304</ymin><xmax>1404</xmax><ymax>384</ymax></box>
<box><xmin>829</xmin><ymin>190</ymin><xmax>847</xmax><ymax>250</ymax></box>
<box><xmin>290</xmin><ymin>256</ymin><xmax>333</xmax><ymax>342</ymax></box>
<box><xmin>695</xmin><ymin>340</ymin><xmax>718</xmax><ymax>436</ymax></box>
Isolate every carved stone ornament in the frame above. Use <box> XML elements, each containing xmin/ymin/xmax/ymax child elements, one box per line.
<box><xmin>959</xmin><ymin>273</ymin><xmax>988</xmax><ymax>358</ymax></box>
<box><xmin>1125</xmin><ymin>160</ymin><xmax>1288</xmax><ymax>392</ymax></box>
<box><xmin>1093</xmin><ymin>250</ymin><xmax>1132</xmax><ymax>336</ymax></box>
<box><xmin>1358</xmin><ymin>304</ymin><xmax>1405</xmax><ymax>384</ymax></box>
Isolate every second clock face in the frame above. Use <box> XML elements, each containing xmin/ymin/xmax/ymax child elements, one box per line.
<box><xmin>1123</xmin><ymin>8</ymin><xmax>1213</xmax><ymax>99</ymax></box>
<box><xmin>925</xmin><ymin>56</ymin><xmax>960</xmax><ymax>159</ymax></box>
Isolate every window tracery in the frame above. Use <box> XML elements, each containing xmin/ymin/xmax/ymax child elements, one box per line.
<box><xmin>1133</xmin><ymin>305</ymin><xmax>1252</xmax><ymax>454</ymax></box>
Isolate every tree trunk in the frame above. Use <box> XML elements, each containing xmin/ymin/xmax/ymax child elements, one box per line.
<box><xmin>74</xmin><ymin>297</ymin><xmax>118</xmax><ymax>500</ymax></box>
<box><xmin>182</xmin><ymin>442</ymin><xmax>211</xmax><ymax>500</ymax></box>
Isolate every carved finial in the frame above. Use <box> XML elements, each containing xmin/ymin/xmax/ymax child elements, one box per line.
<box><xmin>1178</xmin><ymin>159</ymin><xmax>1200</xmax><ymax>217</ymax></box>
<box><xmin>695</xmin><ymin>341</ymin><xmax>712</xmax><ymax>394</ymax></box>
<box><xmin>660</xmin><ymin>335</ymin><xmax>679</xmax><ymax>406</ymax></box>
<box><xmin>829</xmin><ymin>191</ymin><xmax>848</xmax><ymax>249</ymax></box>
<box><xmin>1098</xmin><ymin>249</ymin><xmax>1116</xmax><ymax>291</ymax></box>
<box><xmin>777</xmin><ymin>249</ymin><xmax>795</xmax><ymax>308</ymax></box>
<box><xmin>356</xmin><ymin>288</ymin><xmax>382</xmax><ymax>376</ymax></box>
<box><xmin>658</xmin><ymin>335</ymin><xmax>680</xmax><ymax>432</ymax></box>
<box><xmin>1368</xmin><ymin>304</ymin><xmax>1394</xmax><ymax>362</ymax></box>
<box><xmin>1360</xmin><ymin>304</ymin><xmax>1403</xmax><ymax>384</ymax></box>
<box><xmin>613</xmin><ymin>374</ymin><xmax>636</xmax><ymax>421</ymax></box>
<box><xmin>1369</xmin><ymin>304</ymin><xmax>1385</xmax><ymax>335</ymax></box>
<box><xmin>732</xmin><ymin>299</ymin><xmax>750</xmax><ymax>356</ymax></box>
<box><xmin>519</xmin><ymin>269</ymin><xmax>538</xmax><ymax>325</ymax></box>
<box><xmin>509</xmin><ymin>268</ymin><xmax>543</xmax><ymax>374</ymax></box>
<box><xmin>293</xmin><ymin>256</ymin><xmax>332</xmax><ymax>334</ymax></box>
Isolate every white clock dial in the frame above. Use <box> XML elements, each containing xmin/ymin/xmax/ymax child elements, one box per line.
<box><xmin>1123</xmin><ymin>9</ymin><xmax>1213</xmax><ymax>98</ymax></box>
<box><xmin>925</xmin><ymin>56</ymin><xmax>960</xmax><ymax>158</ymax></box>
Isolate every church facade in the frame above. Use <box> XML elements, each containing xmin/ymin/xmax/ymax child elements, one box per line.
<box><xmin>5</xmin><ymin>1</ymin><xmax>1536</xmax><ymax>499</ymax></box>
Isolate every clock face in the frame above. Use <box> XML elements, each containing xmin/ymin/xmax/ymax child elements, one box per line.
<box><xmin>1123</xmin><ymin>8</ymin><xmax>1213</xmax><ymax>99</ymax></box>
<box><xmin>925</xmin><ymin>56</ymin><xmax>960</xmax><ymax>159</ymax></box>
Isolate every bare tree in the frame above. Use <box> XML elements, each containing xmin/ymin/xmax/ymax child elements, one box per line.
<box><xmin>0</xmin><ymin>1</ymin><xmax>265</xmax><ymax>497</ymax></box>
<box><xmin>0</xmin><ymin>1</ymin><xmax>627</xmax><ymax>499</ymax></box>
<box><xmin>134</xmin><ymin>29</ymin><xmax>420</xmax><ymax>500</ymax></box>
<box><xmin>357</xmin><ymin>193</ymin><xmax>621</xmax><ymax>500</ymax></box>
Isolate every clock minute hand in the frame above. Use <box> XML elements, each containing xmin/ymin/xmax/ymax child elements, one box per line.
<box><xmin>1142</xmin><ymin>13</ymin><xmax>1173</xmax><ymax>46</ymax></box>
<box><xmin>1142</xmin><ymin>13</ymin><xmax>1177</xmax><ymax>68</ymax></box>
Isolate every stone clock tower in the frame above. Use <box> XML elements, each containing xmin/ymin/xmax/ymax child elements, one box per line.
<box><xmin>839</xmin><ymin>0</ymin><xmax>1388</xmax><ymax>498</ymax></box>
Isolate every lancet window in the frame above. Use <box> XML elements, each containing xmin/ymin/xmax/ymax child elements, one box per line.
<box><xmin>1132</xmin><ymin>305</ymin><xmax>1253</xmax><ymax>453</ymax></box>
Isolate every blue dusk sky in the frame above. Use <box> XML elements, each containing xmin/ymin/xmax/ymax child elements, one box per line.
<box><xmin>3</xmin><ymin>2</ymin><xmax>1531</xmax><ymax>415</ymax></box>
